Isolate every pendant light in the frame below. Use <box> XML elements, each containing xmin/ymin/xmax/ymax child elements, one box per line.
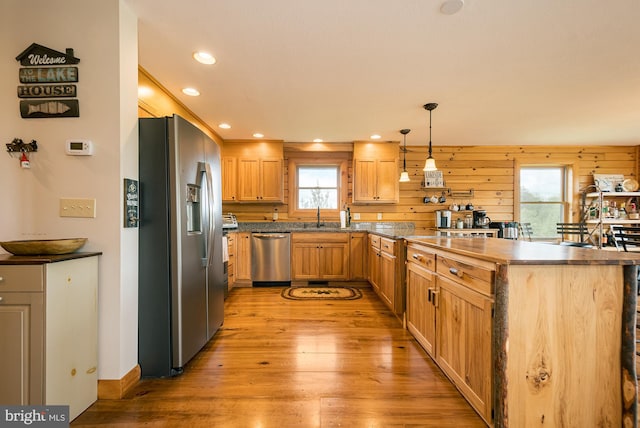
<box><xmin>423</xmin><ymin>102</ymin><xmax>438</xmax><ymax>171</ymax></box>
<box><xmin>399</xmin><ymin>129</ymin><xmax>411</xmax><ymax>182</ymax></box>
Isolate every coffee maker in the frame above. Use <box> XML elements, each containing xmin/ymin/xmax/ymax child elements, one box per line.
<box><xmin>473</xmin><ymin>210</ymin><xmax>490</xmax><ymax>228</ymax></box>
<box><xmin>436</xmin><ymin>210</ymin><xmax>452</xmax><ymax>228</ymax></box>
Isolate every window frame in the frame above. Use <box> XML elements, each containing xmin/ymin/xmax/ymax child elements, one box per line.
<box><xmin>515</xmin><ymin>159</ymin><xmax>577</xmax><ymax>240</ymax></box>
<box><xmin>287</xmin><ymin>153</ymin><xmax>349</xmax><ymax>219</ymax></box>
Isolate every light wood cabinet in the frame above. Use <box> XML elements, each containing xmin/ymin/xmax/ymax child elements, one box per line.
<box><xmin>368</xmin><ymin>234</ymin><xmax>404</xmax><ymax>317</ymax></box>
<box><xmin>221</xmin><ymin>140</ymin><xmax>284</xmax><ymax>204</ymax></box>
<box><xmin>405</xmin><ymin>242</ymin><xmax>494</xmax><ymax>424</ymax></box>
<box><xmin>406</xmin><ymin>244</ymin><xmax>437</xmax><ymax>356</ymax></box>
<box><xmin>291</xmin><ymin>233</ymin><xmax>349</xmax><ymax>280</ymax></box>
<box><xmin>235</xmin><ymin>232</ymin><xmax>252</xmax><ymax>282</ymax></box>
<box><xmin>352</xmin><ymin>142</ymin><xmax>399</xmax><ymax>204</ymax></box>
<box><xmin>226</xmin><ymin>232</ymin><xmax>236</xmax><ymax>289</ymax></box>
<box><xmin>436</xmin><ymin>275</ymin><xmax>493</xmax><ymax>423</ymax></box>
<box><xmin>237</xmin><ymin>158</ymin><xmax>283</xmax><ymax>202</ymax></box>
<box><xmin>349</xmin><ymin>232</ymin><xmax>367</xmax><ymax>280</ymax></box>
<box><xmin>0</xmin><ymin>256</ymin><xmax>99</xmax><ymax>421</ymax></box>
<box><xmin>221</xmin><ymin>157</ymin><xmax>237</xmax><ymax>201</ymax></box>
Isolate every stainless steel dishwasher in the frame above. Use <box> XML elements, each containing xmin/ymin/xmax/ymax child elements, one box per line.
<box><xmin>251</xmin><ymin>232</ymin><xmax>291</xmax><ymax>286</ymax></box>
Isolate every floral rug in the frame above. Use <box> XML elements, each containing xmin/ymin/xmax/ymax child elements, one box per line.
<box><xmin>281</xmin><ymin>286</ymin><xmax>362</xmax><ymax>300</ymax></box>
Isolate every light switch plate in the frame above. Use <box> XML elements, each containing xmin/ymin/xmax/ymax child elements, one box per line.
<box><xmin>59</xmin><ymin>198</ymin><xmax>96</xmax><ymax>218</ymax></box>
<box><xmin>377</xmin><ymin>213</ymin><xmax>383</xmax><ymax>220</ymax></box>
<box><xmin>353</xmin><ymin>213</ymin><xmax>360</xmax><ymax>220</ymax></box>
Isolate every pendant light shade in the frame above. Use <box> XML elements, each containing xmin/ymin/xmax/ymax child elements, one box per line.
<box><xmin>399</xmin><ymin>128</ymin><xmax>411</xmax><ymax>182</ymax></box>
<box><xmin>423</xmin><ymin>102</ymin><xmax>438</xmax><ymax>172</ymax></box>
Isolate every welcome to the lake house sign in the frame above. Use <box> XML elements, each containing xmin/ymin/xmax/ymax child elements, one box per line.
<box><xmin>15</xmin><ymin>43</ymin><xmax>80</xmax><ymax>118</ymax></box>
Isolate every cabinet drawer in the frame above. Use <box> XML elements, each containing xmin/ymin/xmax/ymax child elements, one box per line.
<box><xmin>292</xmin><ymin>232</ymin><xmax>349</xmax><ymax>243</ymax></box>
<box><xmin>407</xmin><ymin>245</ymin><xmax>436</xmax><ymax>271</ymax></box>
<box><xmin>380</xmin><ymin>237</ymin><xmax>396</xmax><ymax>256</ymax></box>
<box><xmin>369</xmin><ymin>234</ymin><xmax>381</xmax><ymax>249</ymax></box>
<box><xmin>0</xmin><ymin>265</ymin><xmax>44</xmax><ymax>292</ymax></box>
<box><xmin>436</xmin><ymin>255</ymin><xmax>494</xmax><ymax>296</ymax></box>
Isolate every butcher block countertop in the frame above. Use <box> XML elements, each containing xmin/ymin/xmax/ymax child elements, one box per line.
<box><xmin>405</xmin><ymin>236</ymin><xmax>640</xmax><ymax>265</ymax></box>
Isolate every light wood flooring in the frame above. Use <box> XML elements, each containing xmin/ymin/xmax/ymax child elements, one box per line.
<box><xmin>72</xmin><ymin>286</ymin><xmax>485</xmax><ymax>427</ymax></box>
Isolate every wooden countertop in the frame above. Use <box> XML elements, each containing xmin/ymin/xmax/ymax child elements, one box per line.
<box><xmin>0</xmin><ymin>252</ymin><xmax>102</xmax><ymax>265</ymax></box>
<box><xmin>405</xmin><ymin>237</ymin><xmax>640</xmax><ymax>265</ymax></box>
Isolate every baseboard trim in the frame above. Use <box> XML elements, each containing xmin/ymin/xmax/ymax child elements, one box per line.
<box><xmin>97</xmin><ymin>364</ymin><xmax>141</xmax><ymax>399</ymax></box>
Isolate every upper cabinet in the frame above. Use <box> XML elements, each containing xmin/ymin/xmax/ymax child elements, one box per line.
<box><xmin>221</xmin><ymin>140</ymin><xmax>284</xmax><ymax>203</ymax></box>
<box><xmin>221</xmin><ymin>157</ymin><xmax>237</xmax><ymax>201</ymax></box>
<box><xmin>237</xmin><ymin>158</ymin><xmax>283</xmax><ymax>202</ymax></box>
<box><xmin>353</xmin><ymin>141</ymin><xmax>399</xmax><ymax>204</ymax></box>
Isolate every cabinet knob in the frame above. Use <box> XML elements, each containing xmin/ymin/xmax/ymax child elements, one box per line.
<box><xmin>0</xmin><ymin>296</ymin><xmax>3</xmax><ymax>302</ymax></box>
<box><xmin>0</xmin><ymin>276</ymin><xmax>3</xmax><ymax>282</ymax></box>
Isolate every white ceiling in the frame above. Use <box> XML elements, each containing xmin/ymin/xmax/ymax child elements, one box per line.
<box><xmin>125</xmin><ymin>0</ymin><xmax>640</xmax><ymax>146</ymax></box>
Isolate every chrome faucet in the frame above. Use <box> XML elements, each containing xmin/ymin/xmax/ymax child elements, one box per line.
<box><xmin>316</xmin><ymin>206</ymin><xmax>321</xmax><ymax>228</ymax></box>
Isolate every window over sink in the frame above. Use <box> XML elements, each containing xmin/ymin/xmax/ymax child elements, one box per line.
<box><xmin>288</xmin><ymin>153</ymin><xmax>349</xmax><ymax>219</ymax></box>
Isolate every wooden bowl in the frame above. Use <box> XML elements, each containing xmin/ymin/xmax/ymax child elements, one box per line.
<box><xmin>0</xmin><ymin>238</ymin><xmax>87</xmax><ymax>255</ymax></box>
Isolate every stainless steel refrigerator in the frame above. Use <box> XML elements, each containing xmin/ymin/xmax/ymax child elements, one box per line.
<box><xmin>138</xmin><ymin>114</ymin><xmax>224</xmax><ymax>377</ymax></box>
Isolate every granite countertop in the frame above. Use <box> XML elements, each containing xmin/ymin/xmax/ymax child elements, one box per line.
<box><xmin>0</xmin><ymin>252</ymin><xmax>102</xmax><ymax>265</ymax></box>
<box><xmin>236</xmin><ymin>222</ymin><xmax>422</xmax><ymax>239</ymax></box>
<box><xmin>405</xmin><ymin>237</ymin><xmax>640</xmax><ymax>265</ymax></box>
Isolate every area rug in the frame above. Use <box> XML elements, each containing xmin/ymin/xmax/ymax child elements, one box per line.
<box><xmin>281</xmin><ymin>286</ymin><xmax>362</xmax><ymax>300</ymax></box>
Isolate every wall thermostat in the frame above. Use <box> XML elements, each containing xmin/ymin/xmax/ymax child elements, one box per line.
<box><xmin>66</xmin><ymin>139</ymin><xmax>93</xmax><ymax>156</ymax></box>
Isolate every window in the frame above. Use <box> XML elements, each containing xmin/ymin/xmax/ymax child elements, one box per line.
<box><xmin>297</xmin><ymin>166</ymin><xmax>339</xmax><ymax>209</ymax></box>
<box><xmin>288</xmin><ymin>154</ymin><xmax>348</xmax><ymax>219</ymax></box>
<box><xmin>519</xmin><ymin>166</ymin><xmax>569</xmax><ymax>239</ymax></box>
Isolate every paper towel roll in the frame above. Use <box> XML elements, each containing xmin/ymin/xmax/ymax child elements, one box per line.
<box><xmin>340</xmin><ymin>210</ymin><xmax>346</xmax><ymax>228</ymax></box>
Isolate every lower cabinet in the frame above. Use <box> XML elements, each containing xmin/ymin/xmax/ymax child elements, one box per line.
<box><xmin>349</xmin><ymin>232</ymin><xmax>367</xmax><ymax>280</ymax></box>
<box><xmin>226</xmin><ymin>233</ymin><xmax>236</xmax><ymax>289</ymax></box>
<box><xmin>291</xmin><ymin>233</ymin><xmax>349</xmax><ymax>280</ymax></box>
<box><xmin>0</xmin><ymin>256</ymin><xmax>99</xmax><ymax>421</ymax></box>
<box><xmin>405</xmin><ymin>242</ymin><xmax>494</xmax><ymax>425</ymax></box>
<box><xmin>235</xmin><ymin>232</ymin><xmax>252</xmax><ymax>282</ymax></box>
<box><xmin>436</xmin><ymin>276</ymin><xmax>493</xmax><ymax>423</ymax></box>
<box><xmin>368</xmin><ymin>234</ymin><xmax>404</xmax><ymax>318</ymax></box>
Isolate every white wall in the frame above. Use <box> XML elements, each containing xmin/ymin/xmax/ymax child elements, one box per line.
<box><xmin>0</xmin><ymin>0</ymin><xmax>139</xmax><ymax>380</ymax></box>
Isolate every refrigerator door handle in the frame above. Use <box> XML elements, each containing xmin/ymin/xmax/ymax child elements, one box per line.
<box><xmin>203</xmin><ymin>162</ymin><xmax>216</xmax><ymax>267</ymax></box>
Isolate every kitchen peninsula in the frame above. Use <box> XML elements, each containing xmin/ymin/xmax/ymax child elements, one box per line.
<box><xmin>405</xmin><ymin>237</ymin><xmax>638</xmax><ymax>427</ymax></box>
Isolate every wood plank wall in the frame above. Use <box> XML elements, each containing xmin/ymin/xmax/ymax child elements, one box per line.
<box><xmin>223</xmin><ymin>144</ymin><xmax>639</xmax><ymax>230</ymax></box>
<box><xmin>137</xmin><ymin>68</ymin><xmax>639</xmax><ymax>229</ymax></box>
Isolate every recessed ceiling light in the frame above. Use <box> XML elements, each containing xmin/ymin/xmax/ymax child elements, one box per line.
<box><xmin>138</xmin><ymin>86</ymin><xmax>153</xmax><ymax>97</ymax></box>
<box><xmin>182</xmin><ymin>87</ymin><xmax>200</xmax><ymax>96</ymax></box>
<box><xmin>371</xmin><ymin>134</ymin><xmax>381</xmax><ymax>140</ymax></box>
<box><xmin>193</xmin><ymin>51</ymin><xmax>216</xmax><ymax>65</ymax></box>
<box><xmin>219</xmin><ymin>123</ymin><xmax>231</xmax><ymax>129</ymax></box>
<box><xmin>440</xmin><ymin>0</ymin><xmax>464</xmax><ymax>15</ymax></box>
<box><xmin>253</xmin><ymin>133</ymin><xmax>264</xmax><ymax>138</ymax></box>
<box><xmin>313</xmin><ymin>138</ymin><xmax>323</xmax><ymax>143</ymax></box>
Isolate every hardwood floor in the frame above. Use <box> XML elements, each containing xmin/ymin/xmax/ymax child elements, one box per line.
<box><xmin>72</xmin><ymin>286</ymin><xmax>485</xmax><ymax>427</ymax></box>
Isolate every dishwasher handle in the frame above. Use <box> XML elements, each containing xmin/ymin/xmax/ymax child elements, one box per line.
<box><xmin>253</xmin><ymin>233</ymin><xmax>290</xmax><ymax>239</ymax></box>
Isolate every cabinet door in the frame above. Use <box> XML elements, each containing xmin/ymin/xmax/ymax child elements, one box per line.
<box><xmin>227</xmin><ymin>233</ymin><xmax>236</xmax><ymax>289</ymax></box>
<box><xmin>221</xmin><ymin>157</ymin><xmax>237</xmax><ymax>201</ymax></box>
<box><xmin>0</xmin><ymin>292</ymin><xmax>44</xmax><ymax>405</ymax></box>
<box><xmin>368</xmin><ymin>246</ymin><xmax>380</xmax><ymax>291</ymax></box>
<box><xmin>259</xmin><ymin>158</ymin><xmax>283</xmax><ymax>202</ymax></box>
<box><xmin>349</xmin><ymin>233</ymin><xmax>367</xmax><ymax>280</ymax></box>
<box><xmin>319</xmin><ymin>243</ymin><xmax>349</xmax><ymax>280</ymax></box>
<box><xmin>375</xmin><ymin>159</ymin><xmax>399</xmax><ymax>203</ymax></box>
<box><xmin>436</xmin><ymin>276</ymin><xmax>493</xmax><ymax>423</ymax></box>
<box><xmin>237</xmin><ymin>159</ymin><xmax>261</xmax><ymax>201</ymax></box>
<box><xmin>45</xmin><ymin>257</ymin><xmax>98</xmax><ymax>420</ymax></box>
<box><xmin>379</xmin><ymin>251</ymin><xmax>395</xmax><ymax>309</ymax></box>
<box><xmin>353</xmin><ymin>159</ymin><xmax>377</xmax><ymax>202</ymax></box>
<box><xmin>291</xmin><ymin>243</ymin><xmax>320</xmax><ymax>280</ymax></box>
<box><xmin>236</xmin><ymin>232</ymin><xmax>252</xmax><ymax>280</ymax></box>
<box><xmin>406</xmin><ymin>262</ymin><xmax>436</xmax><ymax>356</ymax></box>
